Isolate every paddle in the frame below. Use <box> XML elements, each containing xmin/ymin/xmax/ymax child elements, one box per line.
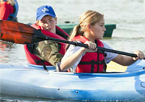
<box><xmin>0</xmin><ymin>20</ymin><xmax>144</xmax><ymax>59</ymax></box>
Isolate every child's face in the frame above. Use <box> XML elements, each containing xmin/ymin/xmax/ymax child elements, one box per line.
<box><xmin>37</xmin><ymin>15</ymin><xmax>57</xmax><ymax>34</ymax></box>
<box><xmin>89</xmin><ymin>18</ymin><xmax>106</xmax><ymax>40</ymax></box>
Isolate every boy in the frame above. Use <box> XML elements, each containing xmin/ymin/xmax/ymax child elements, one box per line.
<box><xmin>24</xmin><ymin>5</ymin><xmax>68</xmax><ymax>67</ymax></box>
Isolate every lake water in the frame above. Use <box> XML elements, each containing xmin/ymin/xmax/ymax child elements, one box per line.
<box><xmin>0</xmin><ymin>0</ymin><xmax>145</xmax><ymax>101</ymax></box>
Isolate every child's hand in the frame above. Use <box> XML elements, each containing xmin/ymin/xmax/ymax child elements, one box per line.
<box><xmin>83</xmin><ymin>41</ymin><xmax>97</xmax><ymax>52</ymax></box>
<box><xmin>133</xmin><ymin>50</ymin><xmax>145</xmax><ymax>60</ymax></box>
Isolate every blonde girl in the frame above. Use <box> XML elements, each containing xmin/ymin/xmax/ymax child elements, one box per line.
<box><xmin>60</xmin><ymin>10</ymin><xmax>145</xmax><ymax>73</ymax></box>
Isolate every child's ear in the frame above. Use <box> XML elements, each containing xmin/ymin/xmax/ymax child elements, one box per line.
<box><xmin>36</xmin><ymin>20</ymin><xmax>40</xmax><ymax>25</ymax></box>
<box><xmin>55</xmin><ymin>17</ymin><xmax>57</xmax><ymax>24</ymax></box>
<box><xmin>87</xmin><ymin>24</ymin><xmax>92</xmax><ymax>30</ymax></box>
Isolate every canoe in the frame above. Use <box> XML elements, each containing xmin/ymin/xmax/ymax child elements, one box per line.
<box><xmin>57</xmin><ymin>23</ymin><xmax>116</xmax><ymax>37</ymax></box>
<box><xmin>0</xmin><ymin>60</ymin><xmax>145</xmax><ymax>101</ymax></box>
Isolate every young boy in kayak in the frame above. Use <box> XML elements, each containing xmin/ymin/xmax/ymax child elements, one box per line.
<box><xmin>0</xmin><ymin>0</ymin><xmax>18</xmax><ymax>21</ymax></box>
<box><xmin>24</xmin><ymin>5</ymin><xmax>68</xmax><ymax>67</ymax></box>
<box><xmin>59</xmin><ymin>10</ymin><xmax>145</xmax><ymax>73</ymax></box>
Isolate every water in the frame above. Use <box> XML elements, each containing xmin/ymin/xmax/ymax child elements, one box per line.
<box><xmin>0</xmin><ymin>0</ymin><xmax>145</xmax><ymax>64</ymax></box>
<box><xmin>0</xmin><ymin>0</ymin><xmax>145</xmax><ymax>101</ymax></box>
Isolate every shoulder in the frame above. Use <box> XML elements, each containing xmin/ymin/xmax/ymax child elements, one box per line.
<box><xmin>0</xmin><ymin>2</ymin><xmax>7</xmax><ymax>7</ymax></box>
<box><xmin>31</xmin><ymin>23</ymin><xmax>40</xmax><ymax>29</ymax></box>
<box><xmin>101</xmin><ymin>41</ymin><xmax>112</xmax><ymax>49</ymax></box>
<box><xmin>101</xmin><ymin>41</ymin><xmax>118</xmax><ymax>62</ymax></box>
<box><xmin>2</xmin><ymin>2</ymin><xmax>12</xmax><ymax>7</ymax></box>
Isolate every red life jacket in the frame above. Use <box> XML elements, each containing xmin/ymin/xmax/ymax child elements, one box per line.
<box><xmin>0</xmin><ymin>2</ymin><xmax>14</xmax><ymax>20</ymax></box>
<box><xmin>24</xmin><ymin>23</ymin><xmax>69</xmax><ymax>65</ymax></box>
<box><xmin>71</xmin><ymin>35</ymin><xmax>106</xmax><ymax>73</ymax></box>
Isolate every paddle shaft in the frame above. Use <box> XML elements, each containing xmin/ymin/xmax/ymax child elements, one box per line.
<box><xmin>0</xmin><ymin>20</ymin><xmax>144</xmax><ymax>59</ymax></box>
<box><xmin>36</xmin><ymin>35</ymin><xmax>139</xmax><ymax>58</ymax></box>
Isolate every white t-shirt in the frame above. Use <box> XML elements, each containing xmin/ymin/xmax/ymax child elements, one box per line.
<box><xmin>61</xmin><ymin>41</ymin><xmax>118</xmax><ymax>70</ymax></box>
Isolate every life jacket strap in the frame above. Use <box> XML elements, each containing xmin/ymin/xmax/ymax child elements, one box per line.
<box><xmin>34</xmin><ymin>60</ymin><xmax>48</xmax><ymax>71</ymax></box>
<box><xmin>79</xmin><ymin>60</ymin><xmax>105</xmax><ymax>65</ymax></box>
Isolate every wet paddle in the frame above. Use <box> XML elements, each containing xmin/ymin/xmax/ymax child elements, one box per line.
<box><xmin>0</xmin><ymin>20</ymin><xmax>144</xmax><ymax>59</ymax></box>
<box><xmin>0</xmin><ymin>20</ymin><xmax>47</xmax><ymax>44</ymax></box>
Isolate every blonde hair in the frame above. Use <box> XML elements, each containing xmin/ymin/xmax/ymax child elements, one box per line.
<box><xmin>68</xmin><ymin>10</ymin><xmax>104</xmax><ymax>41</ymax></box>
<box><xmin>0</xmin><ymin>0</ymin><xmax>15</xmax><ymax>6</ymax></box>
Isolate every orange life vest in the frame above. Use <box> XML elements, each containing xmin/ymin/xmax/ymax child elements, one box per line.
<box><xmin>71</xmin><ymin>35</ymin><xmax>106</xmax><ymax>73</ymax></box>
<box><xmin>24</xmin><ymin>23</ymin><xmax>68</xmax><ymax>65</ymax></box>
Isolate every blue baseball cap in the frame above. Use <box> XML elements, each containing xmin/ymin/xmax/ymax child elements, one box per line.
<box><xmin>36</xmin><ymin>5</ymin><xmax>56</xmax><ymax>20</ymax></box>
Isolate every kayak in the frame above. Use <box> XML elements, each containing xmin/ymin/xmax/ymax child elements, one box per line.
<box><xmin>57</xmin><ymin>23</ymin><xmax>116</xmax><ymax>37</ymax></box>
<box><xmin>0</xmin><ymin>60</ymin><xmax>145</xmax><ymax>101</ymax></box>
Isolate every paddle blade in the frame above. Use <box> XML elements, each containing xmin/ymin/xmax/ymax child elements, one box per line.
<box><xmin>0</xmin><ymin>20</ymin><xmax>44</xmax><ymax>44</ymax></box>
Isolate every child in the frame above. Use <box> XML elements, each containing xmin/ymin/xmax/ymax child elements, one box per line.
<box><xmin>24</xmin><ymin>5</ymin><xmax>68</xmax><ymax>67</ymax></box>
<box><xmin>60</xmin><ymin>10</ymin><xmax>145</xmax><ymax>73</ymax></box>
<box><xmin>0</xmin><ymin>0</ymin><xmax>18</xmax><ymax>21</ymax></box>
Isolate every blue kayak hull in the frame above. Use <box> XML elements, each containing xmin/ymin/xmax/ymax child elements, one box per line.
<box><xmin>0</xmin><ymin>60</ymin><xmax>145</xmax><ymax>101</ymax></box>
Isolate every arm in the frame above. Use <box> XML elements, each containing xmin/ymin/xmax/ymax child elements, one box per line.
<box><xmin>60</xmin><ymin>41</ymin><xmax>97</xmax><ymax>71</ymax></box>
<box><xmin>112</xmin><ymin>55</ymin><xmax>136</xmax><ymax>66</ymax></box>
<box><xmin>102</xmin><ymin>42</ymin><xmax>145</xmax><ymax>65</ymax></box>
<box><xmin>112</xmin><ymin>50</ymin><xmax>145</xmax><ymax>66</ymax></box>
<box><xmin>60</xmin><ymin>47</ymin><xmax>86</xmax><ymax>71</ymax></box>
